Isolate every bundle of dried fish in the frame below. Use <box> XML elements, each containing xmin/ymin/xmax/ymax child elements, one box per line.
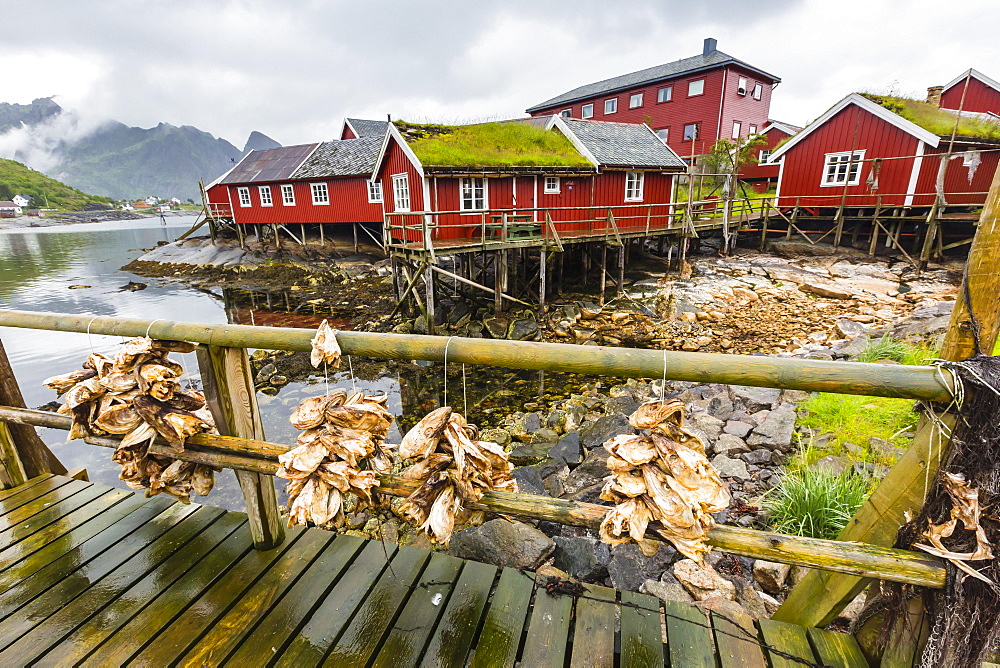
<box><xmin>43</xmin><ymin>337</ymin><xmax>219</xmax><ymax>503</ymax></box>
<box><xmin>598</xmin><ymin>399</ymin><xmax>730</xmax><ymax>562</ymax></box>
<box><xmin>278</xmin><ymin>389</ymin><xmax>395</xmax><ymax>528</ymax></box>
<box><xmin>310</xmin><ymin>320</ymin><xmax>342</xmax><ymax>368</ymax></box>
<box><xmin>396</xmin><ymin>407</ymin><xmax>517</xmax><ymax>544</ymax></box>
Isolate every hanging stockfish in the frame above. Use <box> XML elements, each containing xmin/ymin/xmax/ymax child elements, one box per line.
<box><xmin>43</xmin><ymin>337</ymin><xmax>219</xmax><ymax>503</ymax></box>
<box><xmin>311</xmin><ymin>319</ymin><xmax>342</xmax><ymax>368</ymax></box>
<box><xmin>598</xmin><ymin>399</ymin><xmax>730</xmax><ymax>562</ymax></box>
<box><xmin>396</xmin><ymin>407</ymin><xmax>517</xmax><ymax>544</ymax></box>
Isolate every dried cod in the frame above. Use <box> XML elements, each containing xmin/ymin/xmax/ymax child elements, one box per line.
<box><xmin>396</xmin><ymin>407</ymin><xmax>517</xmax><ymax>544</ymax></box>
<box><xmin>310</xmin><ymin>319</ymin><xmax>343</xmax><ymax>368</ymax></box>
<box><xmin>43</xmin><ymin>336</ymin><xmax>219</xmax><ymax>503</ymax></box>
<box><xmin>598</xmin><ymin>399</ymin><xmax>730</xmax><ymax>562</ymax></box>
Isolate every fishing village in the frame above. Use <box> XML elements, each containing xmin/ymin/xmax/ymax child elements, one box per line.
<box><xmin>2</xmin><ymin>7</ymin><xmax>1000</xmax><ymax>666</ymax></box>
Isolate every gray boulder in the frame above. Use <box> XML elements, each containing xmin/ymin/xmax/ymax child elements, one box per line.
<box><xmin>512</xmin><ymin>466</ymin><xmax>546</xmax><ymax>496</ymax></box>
<box><xmin>711</xmin><ymin>454</ymin><xmax>750</xmax><ymax>480</ymax></box>
<box><xmin>448</xmin><ymin>519</ymin><xmax>554</xmax><ymax>570</ymax></box>
<box><xmin>731</xmin><ymin>386</ymin><xmax>781</xmax><ymax>412</ymax></box>
<box><xmin>550</xmin><ymin>431</ymin><xmax>582</xmax><ymax>465</ymax></box>
<box><xmin>723</xmin><ymin>420</ymin><xmax>753</xmax><ymax>438</ymax></box>
<box><xmin>580</xmin><ymin>414</ymin><xmax>633</xmax><ymax>449</ymax></box>
<box><xmin>746</xmin><ymin>404</ymin><xmax>797</xmax><ymax>450</ymax></box>
<box><xmin>607</xmin><ymin>543</ymin><xmax>679</xmax><ymax>591</ymax></box>
<box><xmin>713</xmin><ymin>433</ymin><xmax>750</xmax><ymax>457</ymax></box>
<box><xmin>562</xmin><ymin>447</ymin><xmax>611</xmax><ymax>495</ymax></box>
<box><xmin>553</xmin><ymin>536</ymin><xmax>611</xmax><ymax>582</ymax></box>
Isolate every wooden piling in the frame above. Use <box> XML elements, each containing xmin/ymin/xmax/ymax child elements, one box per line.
<box><xmin>423</xmin><ymin>264</ymin><xmax>436</xmax><ymax>335</ymax></box>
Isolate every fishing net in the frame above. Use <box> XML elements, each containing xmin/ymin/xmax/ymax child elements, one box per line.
<box><xmin>876</xmin><ymin>352</ymin><xmax>1000</xmax><ymax>668</ymax></box>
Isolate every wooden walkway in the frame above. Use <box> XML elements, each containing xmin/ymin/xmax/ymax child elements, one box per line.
<box><xmin>0</xmin><ymin>474</ymin><xmax>870</xmax><ymax>667</ymax></box>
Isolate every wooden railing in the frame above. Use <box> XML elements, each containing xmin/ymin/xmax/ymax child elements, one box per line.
<box><xmin>0</xmin><ymin>308</ymin><xmax>954</xmax><ymax>588</ymax></box>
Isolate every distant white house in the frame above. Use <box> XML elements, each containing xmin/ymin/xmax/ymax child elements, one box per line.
<box><xmin>120</xmin><ymin>202</ymin><xmax>134</xmax><ymax>211</ymax></box>
<box><xmin>170</xmin><ymin>197</ymin><xmax>181</xmax><ymax>204</ymax></box>
<box><xmin>11</xmin><ymin>195</ymin><xmax>30</xmax><ymax>208</ymax></box>
<box><xmin>145</xmin><ymin>196</ymin><xmax>159</xmax><ymax>205</ymax></box>
<box><xmin>0</xmin><ymin>201</ymin><xmax>22</xmax><ymax>217</ymax></box>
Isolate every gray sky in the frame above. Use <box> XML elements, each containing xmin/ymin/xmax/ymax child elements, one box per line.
<box><xmin>3</xmin><ymin>0</ymin><xmax>1000</xmax><ymax>148</ymax></box>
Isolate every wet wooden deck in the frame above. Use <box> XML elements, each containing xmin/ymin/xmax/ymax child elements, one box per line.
<box><xmin>0</xmin><ymin>474</ymin><xmax>870</xmax><ymax>666</ymax></box>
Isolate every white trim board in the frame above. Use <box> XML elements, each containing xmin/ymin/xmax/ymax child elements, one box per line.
<box><xmin>768</xmin><ymin>93</ymin><xmax>940</xmax><ymax>163</ymax></box>
<box><xmin>943</xmin><ymin>68</ymin><xmax>1000</xmax><ymax>95</ymax></box>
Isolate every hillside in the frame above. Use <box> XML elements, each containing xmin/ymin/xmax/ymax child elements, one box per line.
<box><xmin>0</xmin><ymin>158</ymin><xmax>112</xmax><ymax>210</ymax></box>
<box><xmin>0</xmin><ymin>97</ymin><xmax>61</xmax><ymax>134</ymax></box>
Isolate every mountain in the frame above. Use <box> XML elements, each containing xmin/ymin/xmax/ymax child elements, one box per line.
<box><xmin>0</xmin><ymin>97</ymin><xmax>281</xmax><ymax>202</ymax></box>
<box><xmin>0</xmin><ymin>158</ymin><xmax>111</xmax><ymax>210</ymax></box>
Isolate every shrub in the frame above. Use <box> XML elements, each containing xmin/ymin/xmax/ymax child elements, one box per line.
<box><xmin>854</xmin><ymin>335</ymin><xmax>935</xmax><ymax>365</ymax></box>
<box><xmin>763</xmin><ymin>468</ymin><xmax>872</xmax><ymax>540</ymax></box>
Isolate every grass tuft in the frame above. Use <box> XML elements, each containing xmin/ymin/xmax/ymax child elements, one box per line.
<box><xmin>860</xmin><ymin>93</ymin><xmax>1000</xmax><ymax>140</ymax></box>
<box><xmin>763</xmin><ymin>468</ymin><xmax>873</xmax><ymax>540</ymax></box>
<box><xmin>854</xmin><ymin>335</ymin><xmax>936</xmax><ymax>365</ymax></box>
<box><xmin>398</xmin><ymin>121</ymin><xmax>592</xmax><ymax>168</ymax></box>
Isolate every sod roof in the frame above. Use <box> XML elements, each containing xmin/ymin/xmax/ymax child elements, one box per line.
<box><xmin>861</xmin><ymin>93</ymin><xmax>1000</xmax><ymax>141</ymax></box>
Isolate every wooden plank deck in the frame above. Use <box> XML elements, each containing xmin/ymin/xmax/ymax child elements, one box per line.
<box><xmin>0</xmin><ymin>475</ymin><xmax>871</xmax><ymax>666</ymax></box>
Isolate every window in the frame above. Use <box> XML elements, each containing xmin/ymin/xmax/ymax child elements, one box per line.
<box><xmin>544</xmin><ymin>176</ymin><xmax>560</xmax><ymax>194</ymax></box>
<box><xmin>311</xmin><ymin>183</ymin><xmax>329</xmax><ymax>205</ymax></box>
<box><xmin>624</xmin><ymin>172</ymin><xmax>644</xmax><ymax>202</ymax></box>
<box><xmin>656</xmin><ymin>128</ymin><xmax>669</xmax><ymax>143</ymax></box>
<box><xmin>581</xmin><ymin>104</ymin><xmax>594</xmax><ymax>119</ymax></box>
<box><xmin>759</xmin><ymin>149</ymin><xmax>772</xmax><ymax>164</ymax></box>
<box><xmin>748</xmin><ymin>124</ymin><xmax>758</xmax><ymax>135</ymax></box>
<box><xmin>657</xmin><ymin>86</ymin><xmax>673</xmax><ymax>103</ymax></box>
<box><xmin>392</xmin><ymin>174</ymin><xmax>410</xmax><ymax>211</ymax></box>
<box><xmin>629</xmin><ymin>93</ymin><xmax>643</xmax><ymax>109</ymax></box>
<box><xmin>237</xmin><ymin>187</ymin><xmax>251</xmax><ymax>207</ymax></box>
<box><xmin>281</xmin><ymin>184</ymin><xmax>295</xmax><ymax>206</ymax></box>
<box><xmin>821</xmin><ymin>151</ymin><xmax>865</xmax><ymax>187</ymax></box>
<box><xmin>604</xmin><ymin>98</ymin><xmax>617</xmax><ymax>114</ymax></box>
<box><xmin>688</xmin><ymin>79</ymin><xmax>705</xmax><ymax>96</ymax></box>
<box><xmin>732</xmin><ymin>122</ymin><xmax>742</xmax><ymax>139</ymax></box>
<box><xmin>752</xmin><ymin>83</ymin><xmax>763</xmax><ymax>100</ymax></box>
<box><xmin>683</xmin><ymin>122</ymin><xmax>700</xmax><ymax>141</ymax></box>
<box><xmin>460</xmin><ymin>177</ymin><xmax>487</xmax><ymax>211</ymax></box>
<box><xmin>560</xmin><ymin>109</ymin><xmax>572</xmax><ymax>118</ymax></box>
<box><xmin>737</xmin><ymin>77</ymin><xmax>748</xmax><ymax>96</ymax></box>
<box><xmin>258</xmin><ymin>185</ymin><xmax>272</xmax><ymax>207</ymax></box>
<box><xmin>367</xmin><ymin>179</ymin><xmax>383</xmax><ymax>203</ymax></box>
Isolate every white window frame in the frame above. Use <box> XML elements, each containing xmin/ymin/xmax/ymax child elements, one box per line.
<box><xmin>688</xmin><ymin>79</ymin><xmax>705</xmax><ymax>96</ymax></box>
<box><xmin>821</xmin><ymin>150</ymin><xmax>865</xmax><ymax>187</ymax></box>
<box><xmin>258</xmin><ymin>185</ymin><xmax>272</xmax><ymax>207</ymax></box>
<box><xmin>732</xmin><ymin>122</ymin><xmax>742</xmax><ymax>139</ymax></box>
<box><xmin>624</xmin><ymin>171</ymin><xmax>644</xmax><ymax>202</ymax></box>
<box><xmin>367</xmin><ymin>179</ymin><xmax>383</xmax><ymax>203</ymax></box>
<box><xmin>459</xmin><ymin>177</ymin><xmax>487</xmax><ymax>211</ymax></box>
<box><xmin>656</xmin><ymin>128</ymin><xmax>669</xmax><ymax>143</ymax></box>
<box><xmin>604</xmin><ymin>98</ymin><xmax>618</xmax><ymax>114</ymax></box>
<box><xmin>311</xmin><ymin>182</ymin><xmax>329</xmax><ymax>205</ymax></box>
<box><xmin>560</xmin><ymin>109</ymin><xmax>572</xmax><ymax>118</ymax></box>
<box><xmin>581</xmin><ymin>103</ymin><xmax>594</xmax><ymax>119</ymax></box>
<box><xmin>543</xmin><ymin>176</ymin><xmax>560</xmax><ymax>194</ymax></box>
<box><xmin>629</xmin><ymin>93</ymin><xmax>643</xmax><ymax>109</ymax></box>
<box><xmin>237</xmin><ymin>187</ymin><xmax>251</xmax><ymax>207</ymax></box>
<box><xmin>683</xmin><ymin>122</ymin><xmax>700</xmax><ymax>141</ymax></box>
<box><xmin>657</xmin><ymin>86</ymin><xmax>673</xmax><ymax>103</ymax></box>
<box><xmin>748</xmin><ymin>124</ymin><xmax>758</xmax><ymax>136</ymax></box>
<box><xmin>759</xmin><ymin>149</ymin><xmax>772</xmax><ymax>164</ymax></box>
<box><xmin>737</xmin><ymin>77</ymin><xmax>748</xmax><ymax>96</ymax></box>
<box><xmin>281</xmin><ymin>184</ymin><xmax>295</xmax><ymax>206</ymax></box>
<box><xmin>753</xmin><ymin>83</ymin><xmax>763</xmax><ymax>100</ymax></box>
<box><xmin>392</xmin><ymin>173</ymin><xmax>411</xmax><ymax>212</ymax></box>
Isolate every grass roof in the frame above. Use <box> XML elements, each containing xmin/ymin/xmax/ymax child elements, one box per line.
<box><xmin>861</xmin><ymin>93</ymin><xmax>1000</xmax><ymax>141</ymax></box>
<box><xmin>395</xmin><ymin>121</ymin><xmax>592</xmax><ymax>167</ymax></box>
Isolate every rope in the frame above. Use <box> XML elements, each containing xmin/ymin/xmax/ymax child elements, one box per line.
<box><xmin>86</xmin><ymin>316</ymin><xmax>99</xmax><ymax>353</ymax></box>
<box><xmin>144</xmin><ymin>318</ymin><xmax>165</xmax><ymax>339</ymax></box>
<box><xmin>442</xmin><ymin>336</ymin><xmax>456</xmax><ymax>406</ymax></box>
<box><xmin>347</xmin><ymin>355</ymin><xmax>357</xmax><ymax>393</ymax></box>
<box><xmin>660</xmin><ymin>347</ymin><xmax>668</xmax><ymax>401</ymax></box>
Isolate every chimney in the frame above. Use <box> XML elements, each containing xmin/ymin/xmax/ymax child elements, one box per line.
<box><xmin>703</xmin><ymin>37</ymin><xmax>717</xmax><ymax>56</ymax></box>
<box><xmin>927</xmin><ymin>86</ymin><xmax>943</xmax><ymax>107</ymax></box>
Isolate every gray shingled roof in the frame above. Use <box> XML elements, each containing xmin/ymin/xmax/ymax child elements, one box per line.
<box><xmin>346</xmin><ymin>118</ymin><xmax>390</xmax><ymax>137</ymax></box>
<box><xmin>291</xmin><ymin>136</ymin><xmax>383</xmax><ymax>178</ymax></box>
<box><xmin>560</xmin><ymin>119</ymin><xmax>686</xmax><ymax>169</ymax></box>
<box><xmin>219</xmin><ymin>143</ymin><xmax>319</xmax><ymax>184</ymax></box>
<box><xmin>526</xmin><ymin>50</ymin><xmax>780</xmax><ymax>112</ymax></box>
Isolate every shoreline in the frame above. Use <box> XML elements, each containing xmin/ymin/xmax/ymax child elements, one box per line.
<box><xmin>0</xmin><ymin>209</ymin><xmax>197</xmax><ymax>231</ymax></box>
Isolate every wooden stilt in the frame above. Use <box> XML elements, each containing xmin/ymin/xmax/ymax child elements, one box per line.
<box><xmin>599</xmin><ymin>243</ymin><xmax>608</xmax><ymax>306</ymax></box>
<box><xmin>424</xmin><ymin>263</ymin><xmax>436</xmax><ymax>335</ymax></box>
<box><xmin>759</xmin><ymin>200</ymin><xmax>771</xmax><ymax>251</ymax></box>
<box><xmin>869</xmin><ymin>198</ymin><xmax>882</xmax><ymax>255</ymax></box>
<box><xmin>538</xmin><ymin>251</ymin><xmax>547</xmax><ymax>316</ymax></box>
<box><xmin>300</xmin><ymin>223</ymin><xmax>306</xmax><ymax>246</ymax></box>
<box><xmin>319</xmin><ymin>223</ymin><xmax>324</xmax><ymax>246</ymax></box>
<box><xmin>353</xmin><ymin>223</ymin><xmax>359</xmax><ymax>254</ymax></box>
<box><xmin>618</xmin><ymin>244</ymin><xmax>625</xmax><ymax>297</ymax></box>
<box><xmin>557</xmin><ymin>252</ymin><xmax>564</xmax><ymax>296</ymax></box>
<box><xmin>196</xmin><ymin>345</ymin><xmax>284</xmax><ymax>550</ymax></box>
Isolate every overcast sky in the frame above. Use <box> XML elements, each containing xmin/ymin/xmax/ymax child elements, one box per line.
<box><xmin>3</xmin><ymin>0</ymin><xmax>1000</xmax><ymax>148</ymax></box>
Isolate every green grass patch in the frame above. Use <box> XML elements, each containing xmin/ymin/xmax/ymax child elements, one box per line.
<box><xmin>763</xmin><ymin>468</ymin><xmax>873</xmax><ymax>540</ymax></box>
<box><xmin>0</xmin><ymin>158</ymin><xmax>112</xmax><ymax>210</ymax></box>
<box><xmin>398</xmin><ymin>121</ymin><xmax>591</xmax><ymax>168</ymax></box>
<box><xmin>861</xmin><ymin>93</ymin><xmax>1000</xmax><ymax>140</ymax></box>
<box><xmin>795</xmin><ymin>393</ymin><xmax>918</xmax><ymax>466</ymax></box>
<box><xmin>854</xmin><ymin>335</ymin><xmax>936</xmax><ymax>365</ymax></box>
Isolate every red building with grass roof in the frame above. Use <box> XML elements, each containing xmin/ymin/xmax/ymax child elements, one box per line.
<box><xmin>372</xmin><ymin>117</ymin><xmax>687</xmax><ymax>244</ymax></box>
<box><xmin>769</xmin><ymin>93</ymin><xmax>1000</xmax><ymax>209</ymax></box>
<box><xmin>938</xmin><ymin>69</ymin><xmax>1000</xmax><ymax>115</ymax></box>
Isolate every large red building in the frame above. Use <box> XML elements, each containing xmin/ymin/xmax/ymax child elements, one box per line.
<box><xmin>768</xmin><ymin>93</ymin><xmax>1000</xmax><ymax>209</ymax></box>
<box><xmin>373</xmin><ymin>117</ymin><xmax>687</xmax><ymax>245</ymax></box>
<box><xmin>525</xmin><ymin>38</ymin><xmax>780</xmax><ymax>161</ymax></box>
<box><xmin>939</xmin><ymin>69</ymin><xmax>1000</xmax><ymax>115</ymax></box>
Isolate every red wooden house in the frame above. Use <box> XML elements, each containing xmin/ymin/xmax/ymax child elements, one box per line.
<box><xmin>739</xmin><ymin>120</ymin><xmax>801</xmax><ymax>188</ymax></box>
<box><xmin>371</xmin><ymin>117</ymin><xmax>687</xmax><ymax>246</ymax></box>
<box><xmin>768</xmin><ymin>92</ymin><xmax>1000</xmax><ymax>209</ymax></box>
<box><xmin>525</xmin><ymin>38</ymin><xmax>780</xmax><ymax>162</ymax></box>
<box><xmin>939</xmin><ymin>69</ymin><xmax>1000</xmax><ymax>115</ymax></box>
<box><xmin>204</xmin><ymin>120</ymin><xmax>388</xmax><ymax>229</ymax></box>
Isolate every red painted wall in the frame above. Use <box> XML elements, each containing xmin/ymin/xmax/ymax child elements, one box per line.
<box><xmin>911</xmin><ymin>146</ymin><xmax>999</xmax><ymax>206</ymax></box>
<box><xmin>341</xmin><ymin>125</ymin><xmax>357</xmax><ymax>140</ymax></box>
<box><xmin>375</xmin><ymin>137</ymin><xmax>425</xmax><ymax>243</ymax></box>
<box><xmin>776</xmin><ymin>104</ymin><xmax>921</xmax><ymax>208</ymax></box>
<box><xmin>530</xmin><ymin>65</ymin><xmax>775</xmax><ymax>158</ymax></box>
<box><xmin>741</xmin><ymin>127</ymin><xmax>793</xmax><ymax>182</ymax></box>
<box><xmin>223</xmin><ymin>178</ymin><xmax>382</xmax><ymax>225</ymax></box>
<box><xmin>940</xmin><ymin>77</ymin><xmax>1000</xmax><ymax>114</ymax></box>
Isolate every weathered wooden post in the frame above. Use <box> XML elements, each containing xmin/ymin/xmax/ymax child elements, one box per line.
<box><xmin>774</xmin><ymin>159</ymin><xmax>1000</xmax><ymax>629</ymax></box>
<box><xmin>0</xmin><ymin>339</ymin><xmax>66</xmax><ymax>486</ymax></box>
<box><xmin>196</xmin><ymin>345</ymin><xmax>285</xmax><ymax>550</ymax></box>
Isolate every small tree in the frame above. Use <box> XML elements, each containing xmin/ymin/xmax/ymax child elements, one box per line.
<box><xmin>701</xmin><ymin>135</ymin><xmax>768</xmax><ymax>193</ymax></box>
